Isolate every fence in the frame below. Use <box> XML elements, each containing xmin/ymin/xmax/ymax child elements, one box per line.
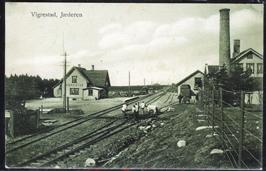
<box><xmin>197</xmin><ymin>87</ymin><xmax>262</xmax><ymax>168</ymax></box>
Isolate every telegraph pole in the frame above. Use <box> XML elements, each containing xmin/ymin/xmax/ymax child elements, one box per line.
<box><xmin>62</xmin><ymin>33</ymin><xmax>67</xmax><ymax>113</ymax></box>
<box><xmin>63</xmin><ymin>51</ymin><xmax>67</xmax><ymax>112</ymax></box>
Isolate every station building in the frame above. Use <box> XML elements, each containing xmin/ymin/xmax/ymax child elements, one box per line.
<box><xmin>53</xmin><ymin>65</ymin><xmax>111</xmax><ymax>100</ymax></box>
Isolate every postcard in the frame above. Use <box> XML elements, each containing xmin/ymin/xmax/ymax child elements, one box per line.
<box><xmin>5</xmin><ymin>2</ymin><xmax>263</xmax><ymax>169</ymax></box>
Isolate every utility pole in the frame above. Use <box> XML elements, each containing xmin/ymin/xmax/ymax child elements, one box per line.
<box><xmin>63</xmin><ymin>51</ymin><xmax>67</xmax><ymax>112</ymax></box>
<box><xmin>62</xmin><ymin>33</ymin><xmax>67</xmax><ymax>113</ymax></box>
<box><xmin>128</xmin><ymin>71</ymin><xmax>131</xmax><ymax>97</ymax></box>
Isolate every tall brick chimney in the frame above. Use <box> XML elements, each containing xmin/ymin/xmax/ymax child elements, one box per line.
<box><xmin>219</xmin><ymin>9</ymin><xmax>231</xmax><ymax>69</ymax></box>
<box><xmin>232</xmin><ymin>39</ymin><xmax>240</xmax><ymax>58</ymax></box>
<box><xmin>91</xmin><ymin>65</ymin><xmax>95</xmax><ymax>71</ymax></box>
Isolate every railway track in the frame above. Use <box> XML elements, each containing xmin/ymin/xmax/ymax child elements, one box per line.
<box><xmin>17</xmin><ymin>119</ymin><xmax>130</xmax><ymax>167</ymax></box>
<box><xmin>6</xmin><ymin>92</ymin><xmax>165</xmax><ymax>153</ymax></box>
<box><xmin>7</xmin><ymin>92</ymin><xmax>169</xmax><ymax>167</ymax></box>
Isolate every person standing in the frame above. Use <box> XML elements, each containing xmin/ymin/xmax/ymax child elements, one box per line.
<box><xmin>134</xmin><ymin>102</ymin><xmax>139</xmax><ymax>122</ymax></box>
<box><xmin>140</xmin><ymin>101</ymin><xmax>146</xmax><ymax>114</ymax></box>
<box><xmin>178</xmin><ymin>94</ymin><xmax>183</xmax><ymax>104</ymax></box>
<box><xmin>122</xmin><ymin>103</ymin><xmax>128</xmax><ymax>118</ymax></box>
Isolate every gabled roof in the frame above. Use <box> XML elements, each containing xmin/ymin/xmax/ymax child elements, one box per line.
<box><xmin>231</xmin><ymin>48</ymin><xmax>263</xmax><ymax>64</ymax></box>
<box><xmin>176</xmin><ymin>70</ymin><xmax>204</xmax><ymax>87</ymax></box>
<box><xmin>53</xmin><ymin>66</ymin><xmax>111</xmax><ymax>88</ymax></box>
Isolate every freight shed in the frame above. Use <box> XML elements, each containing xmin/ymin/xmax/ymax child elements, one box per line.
<box><xmin>176</xmin><ymin>70</ymin><xmax>204</xmax><ymax>96</ymax></box>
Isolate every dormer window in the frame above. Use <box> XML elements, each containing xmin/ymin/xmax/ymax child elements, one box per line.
<box><xmin>72</xmin><ymin>76</ymin><xmax>77</xmax><ymax>83</ymax></box>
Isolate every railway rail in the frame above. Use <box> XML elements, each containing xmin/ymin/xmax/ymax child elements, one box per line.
<box><xmin>7</xmin><ymin>91</ymin><xmax>171</xmax><ymax>167</ymax></box>
<box><xmin>17</xmin><ymin>119</ymin><xmax>128</xmax><ymax>167</ymax></box>
<box><xmin>6</xmin><ymin>92</ymin><xmax>165</xmax><ymax>153</ymax></box>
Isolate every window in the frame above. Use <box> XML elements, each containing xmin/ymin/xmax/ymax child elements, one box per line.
<box><xmin>257</xmin><ymin>63</ymin><xmax>263</xmax><ymax>74</ymax></box>
<box><xmin>70</xmin><ymin>88</ymin><xmax>79</xmax><ymax>95</ymax></box>
<box><xmin>194</xmin><ymin>77</ymin><xmax>202</xmax><ymax>90</ymax></box>
<box><xmin>72</xmin><ymin>76</ymin><xmax>77</xmax><ymax>83</ymax></box>
<box><xmin>246</xmin><ymin>63</ymin><xmax>254</xmax><ymax>73</ymax></box>
<box><xmin>247</xmin><ymin>53</ymin><xmax>253</xmax><ymax>59</ymax></box>
<box><xmin>88</xmin><ymin>89</ymin><xmax>93</xmax><ymax>96</ymax></box>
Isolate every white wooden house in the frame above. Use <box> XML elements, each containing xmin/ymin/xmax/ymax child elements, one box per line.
<box><xmin>53</xmin><ymin>65</ymin><xmax>111</xmax><ymax>100</ymax></box>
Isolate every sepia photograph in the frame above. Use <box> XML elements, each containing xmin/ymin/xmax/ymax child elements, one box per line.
<box><xmin>4</xmin><ymin>2</ymin><xmax>263</xmax><ymax>169</ymax></box>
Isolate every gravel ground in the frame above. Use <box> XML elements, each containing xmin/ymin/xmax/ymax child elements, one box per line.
<box><xmin>43</xmin><ymin>103</ymin><xmax>230</xmax><ymax>169</ymax></box>
<box><xmin>9</xmin><ymin>93</ymin><xmax>258</xmax><ymax>169</ymax></box>
<box><xmin>6</xmin><ymin>93</ymin><xmax>168</xmax><ymax>167</ymax></box>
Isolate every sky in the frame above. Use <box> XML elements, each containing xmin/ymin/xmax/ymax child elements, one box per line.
<box><xmin>5</xmin><ymin>3</ymin><xmax>263</xmax><ymax>86</ymax></box>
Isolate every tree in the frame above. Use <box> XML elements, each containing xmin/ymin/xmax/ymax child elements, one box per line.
<box><xmin>207</xmin><ymin>65</ymin><xmax>257</xmax><ymax>106</ymax></box>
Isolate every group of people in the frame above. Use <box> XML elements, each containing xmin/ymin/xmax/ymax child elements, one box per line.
<box><xmin>121</xmin><ymin>101</ymin><xmax>147</xmax><ymax>121</ymax></box>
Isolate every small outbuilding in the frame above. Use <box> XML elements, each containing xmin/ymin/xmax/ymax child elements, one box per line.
<box><xmin>176</xmin><ymin>70</ymin><xmax>204</xmax><ymax>96</ymax></box>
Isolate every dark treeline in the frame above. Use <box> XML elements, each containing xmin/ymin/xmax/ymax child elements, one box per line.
<box><xmin>5</xmin><ymin>74</ymin><xmax>59</xmax><ymax>102</ymax></box>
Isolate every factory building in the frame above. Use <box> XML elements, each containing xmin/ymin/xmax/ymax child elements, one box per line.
<box><xmin>53</xmin><ymin>65</ymin><xmax>111</xmax><ymax>100</ymax></box>
<box><xmin>204</xmin><ymin>8</ymin><xmax>263</xmax><ymax>104</ymax></box>
<box><xmin>205</xmin><ymin>8</ymin><xmax>263</xmax><ymax>78</ymax></box>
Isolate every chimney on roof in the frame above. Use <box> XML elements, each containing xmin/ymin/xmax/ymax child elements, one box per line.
<box><xmin>78</xmin><ymin>64</ymin><xmax>81</xmax><ymax>67</ymax></box>
<box><xmin>91</xmin><ymin>65</ymin><xmax>95</xmax><ymax>71</ymax></box>
<box><xmin>232</xmin><ymin>39</ymin><xmax>240</xmax><ymax>58</ymax></box>
<box><xmin>219</xmin><ymin>8</ymin><xmax>231</xmax><ymax>69</ymax></box>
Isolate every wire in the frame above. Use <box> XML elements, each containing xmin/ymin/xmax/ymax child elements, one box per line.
<box><xmin>245</xmin><ymin>129</ymin><xmax>262</xmax><ymax>143</ymax></box>
<box><xmin>241</xmin><ymin>160</ymin><xmax>249</xmax><ymax>169</ymax></box>
<box><xmin>214</xmin><ymin>128</ymin><xmax>237</xmax><ymax>168</ymax></box>
<box><xmin>217</xmin><ymin>128</ymin><xmax>238</xmax><ymax>167</ymax></box>
<box><xmin>222</xmin><ymin>88</ymin><xmax>241</xmax><ymax>94</ymax></box>
<box><xmin>221</xmin><ymin>100</ymin><xmax>262</xmax><ymax>120</ymax></box>
<box><xmin>222</xmin><ymin>122</ymin><xmax>240</xmax><ymax>144</ymax></box>
<box><xmin>224</xmin><ymin>114</ymin><xmax>241</xmax><ymax>127</ymax></box>
<box><xmin>224</xmin><ymin>113</ymin><xmax>262</xmax><ymax>143</ymax></box>
<box><xmin>218</xmin><ymin>127</ymin><xmax>239</xmax><ymax>153</ymax></box>
<box><xmin>243</xmin><ymin>146</ymin><xmax>262</xmax><ymax>166</ymax></box>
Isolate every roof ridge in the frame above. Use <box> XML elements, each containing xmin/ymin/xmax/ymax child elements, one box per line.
<box><xmin>176</xmin><ymin>70</ymin><xmax>203</xmax><ymax>86</ymax></box>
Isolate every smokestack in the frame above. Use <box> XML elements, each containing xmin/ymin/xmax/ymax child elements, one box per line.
<box><xmin>91</xmin><ymin>65</ymin><xmax>95</xmax><ymax>71</ymax></box>
<box><xmin>219</xmin><ymin>9</ymin><xmax>231</xmax><ymax>69</ymax></box>
<box><xmin>233</xmin><ymin>39</ymin><xmax>240</xmax><ymax>58</ymax></box>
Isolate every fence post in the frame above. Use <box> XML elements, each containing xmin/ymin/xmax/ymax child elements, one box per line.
<box><xmin>207</xmin><ymin>89</ymin><xmax>210</xmax><ymax>125</ymax></box>
<box><xmin>219</xmin><ymin>88</ymin><xmax>223</xmax><ymax>130</ymax></box>
<box><xmin>212</xmin><ymin>88</ymin><xmax>215</xmax><ymax>134</ymax></box>
<box><xmin>205</xmin><ymin>89</ymin><xmax>207</xmax><ymax>115</ymax></box>
<box><xmin>238</xmin><ymin>91</ymin><xmax>245</xmax><ymax>168</ymax></box>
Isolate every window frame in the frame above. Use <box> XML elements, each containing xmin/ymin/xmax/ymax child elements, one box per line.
<box><xmin>194</xmin><ymin>77</ymin><xmax>202</xmax><ymax>90</ymax></box>
<box><xmin>70</xmin><ymin>88</ymin><xmax>79</xmax><ymax>95</ymax></box>
<box><xmin>72</xmin><ymin>76</ymin><xmax>77</xmax><ymax>83</ymax></box>
<box><xmin>88</xmin><ymin>89</ymin><xmax>93</xmax><ymax>96</ymax></box>
<box><xmin>257</xmin><ymin>63</ymin><xmax>263</xmax><ymax>74</ymax></box>
<box><xmin>246</xmin><ymin>63</ymin><xmax>254</xmax><ymax>74</ymax></box>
